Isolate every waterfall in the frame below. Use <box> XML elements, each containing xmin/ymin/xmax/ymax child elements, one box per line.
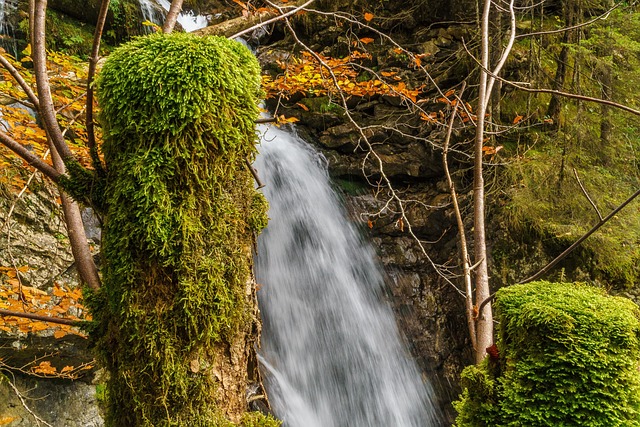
<box><xmin>137</xmin><ymin>0</ymin><xmax>164</xmax><ymax>32</ymax></box>
<box><xmin>137</xmin><ymin>0</ymin><xmax>208</xmax><ymax>33</ymax></box>
<box><xmin>254</xmin><ymin>124</ymin><xmax>440</xmax><ymax>426</ymax></box>
<box><xmin>0</xmin><ymin>0</ymin><xmax>17</xmax><ymax>57</ymax></box>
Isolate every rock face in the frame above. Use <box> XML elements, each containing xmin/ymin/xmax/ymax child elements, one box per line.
<box><xmin>0</xmin><ymin>375</ymin><xmax>103</xmax><ymax>427</ymax></box>
<box><xmin>0</xmin><ymin>177</ymin><xmax>103</xmax><ymax>426</ymax></box>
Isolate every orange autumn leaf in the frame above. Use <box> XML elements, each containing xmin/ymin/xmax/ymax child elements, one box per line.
<box><xmin>60</xmin><ymin>365</ymin><xmax>75</xmax><ymax>374</ymax></box>
<box><xmin>54</xmin><ymin>329</ymin><xmax>67</xmax><ymax>339</ymax></box>
<box><xmin>32</xmin><ymin>361</ymin><xmax>57</xmax><ymax>375</ymax></box>
<box><xmin>296</xmin><ymin>102</ymin><xmax>310</xmax><ymax>111</ymax></box>
<box><xmin>444</xmin><ymin>89</ymin><xmax>455</xmax><ymax>97</ymax></box>
<box><xmin>360</xmin><ymin>37</ymin><xmax>374</xmax><ymax>44</ymax></box>
<box><xmin>364</xmin><ymin>12</ymin><xmax>374</xmax><ymax>22</ymax></box>
<box><xmin>513</xmin><ymin>114</ymin><xmax>524</xmax><ymax>124</ymax></box>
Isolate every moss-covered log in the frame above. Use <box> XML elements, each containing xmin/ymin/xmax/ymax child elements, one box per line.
<box><xmin>454</xmin><ymin>281</ymin><xmax>640</xmax><ymax>426</ymax></box>
<box><xmin>92</xmin><ymin>33</ymin><xmax>276</xmax><ymax>426</ymax></box>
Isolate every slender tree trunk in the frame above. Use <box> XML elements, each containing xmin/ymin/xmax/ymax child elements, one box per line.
<box><xmin>473</xmin><ymin>0</ymin><xmax>494</xmax><ymax>364</ymax></box>
<box><xmin>163</xmin><ymin>0</ymin><xmax>184</xmax><ymax>33</ymax></box>
<box><xmin>32</xmin><ymin>0</ymin><xmax>101</xmax><ymax>290</ymax></box>
<box><xmin>50</xmin><ymin>147</ymin><xmax>101</xmax><ymax>290</ymax></box>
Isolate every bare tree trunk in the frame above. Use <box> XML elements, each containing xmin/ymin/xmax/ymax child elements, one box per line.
<box><xmin>32</xmin><ymin>0</ymin><xmax>73</xmax><ymax>160</ymax></box>
<box><xmin>50</xmin><ymin>147</ymin><xmax>101</xmax><ymax>290</ymax></box>
<box><xmin>473</xmin><ymin>0</ymin><xmax>494</xmax><ymax>364</ymax></box>
<box><xmin>163</xmin><ymin>0</ymin><xmax>184</xmax><ymax>33</ymax></box>
<box><xmin>86</xmin><ymin>0</ymin><xmax>110</xmax><ymax>172</ymax></box>
<box><xmin>32</xmin><ymin>0</ymin><xmax>101</xmax><ymax>290</ymax></box>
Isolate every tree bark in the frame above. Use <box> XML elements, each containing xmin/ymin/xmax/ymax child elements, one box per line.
<box><xmin>50</xmin><ymin>147</ymin><xmax>102</xmax><ymax>291</ymax></box>
<box><xmin>473</xmin><ymin>0</ymin><xmax>494</xmax><ymax>365</ymax></box>
<box><xmin>163</xmin><ymin>0</ymin><xmax>184</xmax><ymax>33</ymax></box>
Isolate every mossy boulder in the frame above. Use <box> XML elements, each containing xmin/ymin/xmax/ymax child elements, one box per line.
<box><xmin>455</xmin><ymin>281</ymin><xmax>640</xmax><ymax>427</ymax></box>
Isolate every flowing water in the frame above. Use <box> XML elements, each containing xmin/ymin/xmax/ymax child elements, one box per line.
<box><xmin>0</xmin><ymin>0</ymin><xmax>17</xmax><ymax>57</ymax></box>
<box><xmin>254</xmin><ymin>125</ymin><xmax>440</xmax><ymax>426</ymax></box>
<box><xmin>137</xmin><ymin>0</ymin><xmax>208</xmax><ymax>33</ymax></box>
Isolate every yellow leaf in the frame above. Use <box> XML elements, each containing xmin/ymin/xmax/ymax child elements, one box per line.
<box><xmin>364</xmin><ymin>12</ymin><xmax>374</xmax><ymax>22</ymax></box>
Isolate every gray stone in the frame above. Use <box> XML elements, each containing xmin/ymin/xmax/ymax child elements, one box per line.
<box><xmin>0</xmin><ymin>375</ymin><xmax>103</xmax><ymax>426</ymax></box>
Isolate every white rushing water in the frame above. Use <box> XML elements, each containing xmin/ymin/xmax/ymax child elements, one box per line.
<box><xmin>254</xmin><ymin>125</ymin><xmax>440</xmax><ymax>426</ymax></box>
<box><xmin>137</xmin><ymin>0</ymin><xmax>208</xmax><ymax>33</ymax></box>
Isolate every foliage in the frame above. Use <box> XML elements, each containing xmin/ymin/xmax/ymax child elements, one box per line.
<box><xmin>454</xmin><ymin>281</ymin><xmax>640</xmax><ymax>426</ymax></box>
<box><xmin>262</xmin><ymin>50</ymin><xmax>421</xmax><ymax>102</ymax></box>
<box><xmin>91</xmin><ymin>32</ymin><xmax>269</xmax><ymax>426</ymax></box>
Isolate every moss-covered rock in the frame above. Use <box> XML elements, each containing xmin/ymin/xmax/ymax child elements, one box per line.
<box><xmin>92</xmin><ymin>32</ymin><xmax>274</xmax><ymax>426</ymax></box>
<box><xmin>454</xmin><ymin>281</ymin><xmax>640</xmax><ymax>426</ymax></box>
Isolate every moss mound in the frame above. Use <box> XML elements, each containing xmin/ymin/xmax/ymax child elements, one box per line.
<box><xmin>92</xmin><ymin>33</ymin><xmax>273</xmax><ymax>426</ymax></box>
<box><xmin>455</xmin><ymin>281</ymin><xmax>640</xmax><ymax>427</ymax></box>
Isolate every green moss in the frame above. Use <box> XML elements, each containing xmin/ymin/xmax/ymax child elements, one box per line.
<box><xmin>91</xmin><ymin>33</ymin><xmax>268</xmax><ymax>426</ymax></box>
<box><xmin>43</xmin><ymin>9</ymin><xmax>101</xmax><ymax>58</ymax></box>
<box><xmin>454</xmin><ymin>281</ymin><xmax>640</xmax><ymax>426</ymax></box>
<box><xmin>241</xmin><ymin>412</ymin><xmax>281</xmax><ymax>427</ymax></box>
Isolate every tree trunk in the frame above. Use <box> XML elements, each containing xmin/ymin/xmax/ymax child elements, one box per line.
<box><xmin>473</xmin><ymin>0</ymin><xmax>494</xmax><ymax>365</ymax></box>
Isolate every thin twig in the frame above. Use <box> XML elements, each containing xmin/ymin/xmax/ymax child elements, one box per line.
<box><xmin>573</xmin><ymin>168</ymin><xmax>603</xmax><ymax>221</ymax></box>
<box><xmin>519</xmin><ymin>187</ymin><xmax>640</xmax><ymax>284</ymax></box>
<box><xmin>245</xmin><ymin>158</ymin><xmax>265</xmax><ymax>189</ymax></box>
<box><xmin>0</xmin><ymin>150</ymin><xmax>50</xmax><ymax>233</ymax></box>
<box><xmin>2</xmin><ymin>374</ymin><xmax>54</xmax><ymax>427</ymax></box>
<box><xmin>516</xmin><ymin>0</ymin><xmax>623</xmax><ymax>39</ymax></box>
<box><xmin>229</xmin><ymin>0</ymin><xmax>316</xmax><ymax>40</ymax></box>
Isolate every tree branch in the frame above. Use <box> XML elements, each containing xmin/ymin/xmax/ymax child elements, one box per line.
<box><xmin>442</xmin><ymin>83</ymin><xmax>476</xmax><ymax>349</ymax></box>
<box><xmin>0</xmin><ymin>130</ymin><xmax>61</xmax><ymax>181</ymax></box>
<box><xmin>519</xmin><ymin>187</ymin><xmax>640</xmax><ymax>285</ymax></box>
<box><xmin>0</xmin><ymin>54</ymin><xmax>39</xmax><ymax>108</ymax></box>
<box><xmin>32</xmin><ymin>0</ymin><xmax>74</xmax><ymax>161</ymax></box>
<box><xmin>0</xmin><ymin>309</ymin><xmax>83</xmax><ymax>326</ymax></box>
<box><xmin>573</xmin><ymin>168</ymin><xmax>603</xmax><ymax>221</ymax></box>
<box><xmin>86</xmin><ymin>0</ymin><xmax>110</xmax><ymax>173</ymax></box>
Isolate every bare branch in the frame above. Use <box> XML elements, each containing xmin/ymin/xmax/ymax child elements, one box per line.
<box><xmin>0</xmin><ymin>309</ymin><xmax>83</xmax><ymax>326</ymax></box>
<box><xmin>462</xmin><ymin>40</ymin><xmax>640</xmax><ymax>118</ymax></box>
<box><xmin>0</xmin><ymin>131</ymin><xmax>61</xmax><ymax>181</ymax></box>
<box><xmin>519</xmin><ymin>187</ymin><xmax>640</xmax><ymax>284</ymax></box>
<box><xmin>0</xmin><ymin>54</ymin><xmax>39</xmax><ymax>108</ymax></box>
<box><xmin>32</xmin><ymin>0</ymin><xmax>73</xmax><ymax>160</ymax></box>
<box><xmin>483</xmin><ymin>0</ymin><xmax>516</xmax><ymax>112</ymax></box>
<box><xmin>1</xmin><ymin>374</ymin><xmax>54</xmax><ymax>427</ymax></box>
<box><xmin>516</xmin><ymin>1</ymin><xmax>623</xmax><ymax>39</ymax></box>
<box><xmin>86</xmin><ymin>0</ymin><xmax>110</xmax><ymax>173</ymax></box>
<box><xmin>277</xmin><ymin>11</ymin><xmax>464</xmax><ymax>296</ymax></box>
<box><xmin>573</xmin><ymin>168</ymin><xmax>603</xmax><ymax>221</ymax></box>
<box><xmin>442</xmin><ymin>82</ymin><xmax>476</xmax><ymax>349</ymax></box>
<box><xmin>230</xmin><ymin>0</ymin><xmax>316</xmax><ymax>40</ymax></box>
<box><xmin>50</xmin><ymin>146</ymin><xmax>101</xmax><ymax>290</ymax></box>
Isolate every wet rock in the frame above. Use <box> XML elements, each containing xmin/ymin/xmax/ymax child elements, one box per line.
<box><xmin>0</xmin><ymin>375</ymin><xmax>103</xmax><ymax>426</ymax></box>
